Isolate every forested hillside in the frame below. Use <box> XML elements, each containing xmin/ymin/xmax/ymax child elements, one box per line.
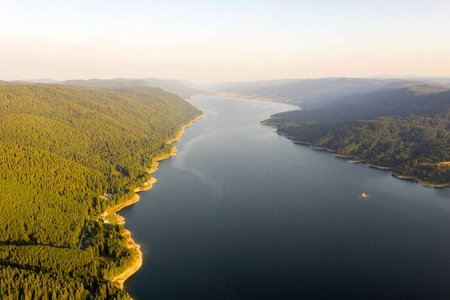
<box><xmin>64</xmin><ymin>78</ymin><xmax>203</xmax><ymax>99</ymax></box>
<box><xmin>263</xmin><ymin>84</ymin><xmax>450</xmax><ymax>186</ymax></box>
<box><xmin>0</xmin><ymin>83</ymin><xmax>202</xmax><ymax>298</ymax></box>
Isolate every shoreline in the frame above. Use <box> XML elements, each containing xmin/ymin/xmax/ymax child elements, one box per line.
<box><xmin>310</xmin><ymin>146</ymin><xmax>336</xmax><ymax>153</ymax></box>
<box><xmin>168</xmin><ymin>113</ymin><xmax>205</xmax><ymax>144</ymax></box>
<box><xmin>391</xmin><ymin>172</ymin><xmax>450</xmax><ymax>188</ymax></box>
<box><xmin>109</xmin><ymin>229</ymin><xmax>143</xmax><ymax>289</ymax></box>
<box><xmin>367</xmin><ymin>164</ymin><xmax>393</xmax><ymax>170</ymax></box>
<box><xmin>108</xmin><ymin>113</ymin><xmax>204</xmax><ymax>290</ymax></box>
<box><xmin>212</xmin><ymin>92</ymin><xmax>299</xmax><ymax>106</ymax></box>
<box><xmin>214</xmin><ymin>92</ymin><xmax>278</xmax><ymax>103</ymax></box>
<box><xmin>290</xmin><ymin>138</ymin><xmax>448</xmax><ymax>188</ymax></box>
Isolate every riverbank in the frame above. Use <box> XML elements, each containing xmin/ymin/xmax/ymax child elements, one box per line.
<box><xmin>140</xmin><ymin>113</ymin><xmax>205</xmax><ymax>179</ymax></box>
<box><xmin>169</xmin><ymin>113</ymin><xmax>205</xmax><ymax>144</ymax></box>
<box><xmin>110</xmin><ymin>229</ymin><xmax>143</xmax><ymax>289</ymax></box>
<box><xmin>289</xmin><ymin>138</ymin><xmax>448</xmax><ymax>188</ymax></box>
<box><xmin>391</xmin><ymin>172</ymin><xmax>450</xmax><ymax>188</ymax></box>
<box><xmin>108</xmin><ymin>113</ymin><xmax>204</xmax><ymax>290</ymax></box>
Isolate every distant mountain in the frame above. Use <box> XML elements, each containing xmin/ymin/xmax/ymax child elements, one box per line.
<box><xmin>19</xmin><ymin>78</ymin><xmax>60</xmax><ymax>83</ymax></box>
<box><xmin>212</xmin><ymin>78</ymin><xmax>298</xmax><ymax>92</ymax></box>
<box><xmin>268</xmin><ymin>83</ymin><xmax>450</xmax><ymax>124</ymax></box>
<box><xmin>212</xmin><ymin>77</ymin><xmax>450</xmax><ymax>109</ymax></box>
<box><xmin>212</xmin><ymin>78</ymin><xmax>389</xmax><ymax>107</ymax></box>
<box><xmin>414</xmin><ymin>77</ymin><xmax>450</xmax><ymax>86</ymax></box>
<box><xmin>63</xmin><ymin>78</ymin><xmax>203</xmax><ymax>98</ymax></box>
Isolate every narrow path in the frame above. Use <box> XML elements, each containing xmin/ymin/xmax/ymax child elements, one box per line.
<box><xmin>78</xmin><ymin>222</ymin><xmax>86</xmax><ymax>249</ymax></box>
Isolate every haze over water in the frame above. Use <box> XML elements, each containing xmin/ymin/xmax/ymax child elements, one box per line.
<box><xmin>121</xmin><ymin>96</ymin><xmax>450</xmax><ymax>299</ymax></box>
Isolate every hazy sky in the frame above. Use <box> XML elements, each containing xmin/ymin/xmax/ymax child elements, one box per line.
<box><xmin>1</xmin><ymin>0</ymin><xmax>449</xmax><ymax>82</ymax></box>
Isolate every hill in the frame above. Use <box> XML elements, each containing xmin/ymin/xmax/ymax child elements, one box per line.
<box><xmin>262</xmin><ymin>83</ymin><xmax>450</xmax><ymax>186</ymax></box>
<box><xmin>19</xmin><ymin>78</ymin><xmax>60</xmax><ymax>84</ymax></box>
<box><xmin>0</xmin><ymin>83</ymin><xmax>202</xmax><ymax>298</ymax></box>
<box><xmin>213</xmin><ymin>77</ymin><xmax>450</xmax><ymax>109</ymax></box>
<box><xmin>212</xmin><ymin>78</ymin><xmax>391</xmax><ymax>107</ymax></box>
<box><xmin>64</xmin><ymin>77</ymin><xmax>203</xmax><ymax>98</ymax></box>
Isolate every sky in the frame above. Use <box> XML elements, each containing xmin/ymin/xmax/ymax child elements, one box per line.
<box><xmin>1</xmin><ymin>0</ymin><xmax>450</xmax><ymax>82</ymax></box>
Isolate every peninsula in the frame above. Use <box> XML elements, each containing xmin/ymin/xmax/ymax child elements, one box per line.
<box><xmin>260</xmin><ymin>81</ymin><xmax>450</xmax><ymax>187</ymax></box>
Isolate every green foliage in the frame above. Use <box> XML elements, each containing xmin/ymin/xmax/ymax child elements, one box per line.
<box><xmin>315</xmin><ymin>112</ymin><xmax>450</xmax><ymax>184</ymax></box>
<box><xmin>0</xmin><ymin>84</ymin><xmax>201</xmax><ymax>188</ymax></box>
<box><xmin>0</xmin><ymin>245</ymin><xmax>96</xmax><ymax>275</ymax></box>
<box><xmin>0</xmin><ymin>264</ymin><xmax>130</xmax><ymax>300</ymax></box>
<box><xmin>275</xmin><ymin>122</ymin><xmax>339</xmax><ymax>144</ymax></box>
<box><xmin>0</xmin><ymin>243</ymin><xmax>131</xmax><ymax>299</ymax></box>
<box><xmin>0</xmin><ymin>178</ymin><xmax>86</xmax><ymax>246</ymax></box>
<box><xmin>81</xmin><ymin>220</ymin><xmax>136</xmax><ymax>279</ymax></box>
<box><xmin>0</xmin><ymin>83</ymin><xmax>202</xmax><ymax>297</ymax></box>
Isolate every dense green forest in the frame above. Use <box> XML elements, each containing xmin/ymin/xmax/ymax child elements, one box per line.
<box><xmin>0</xmin><ymin>83</ymin><xmax>202</xmax><ymax>298</ymax></box>
<box><xmin>263</xmin><ymin>84</ymin><xmax>450</xmax><ymax>186</ymax></box>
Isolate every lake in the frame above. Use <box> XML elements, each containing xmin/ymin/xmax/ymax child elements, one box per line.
<box><xmin>121</xmin><ymin>96</ymin><xmax>450</xmax><ymax>299</ymax></box>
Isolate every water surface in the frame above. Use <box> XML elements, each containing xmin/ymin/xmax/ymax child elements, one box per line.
<box><xmin>122</xmin><ymin>96</ymin><xmax>450</xmax><ymax>299</ymax></box>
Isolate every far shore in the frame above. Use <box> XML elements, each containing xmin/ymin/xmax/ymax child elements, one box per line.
<box><xmin>213</xmin><ymin>92</ymin><xmax>280</xmax><ymax>103</ymax></box>
<box><xmin>107</xmin><ymin>113</ymin><xmax>204</xmax><ymax>291</ymax></box>
<box><xmin>200</xmin><ymin>92</ymin><xmax>302</xmax><ymax>109</ymax></box>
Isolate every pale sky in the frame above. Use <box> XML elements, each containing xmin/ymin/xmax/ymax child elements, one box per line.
<box><xmin>1</xmin><ymin>0</ymin><xmax>449</xmax><ymax>82</ymax></box>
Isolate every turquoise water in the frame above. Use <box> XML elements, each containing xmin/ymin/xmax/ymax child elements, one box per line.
<box><xmin>121</xmin><ymin>96</ymin><xmax>450</xmax><ymax>299</ymax></box>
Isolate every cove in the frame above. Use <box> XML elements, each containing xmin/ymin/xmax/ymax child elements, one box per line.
<box><xmin>121</xmin><ymin>96</ymin><xmax>450</xmax><ymax>299</ymax></box>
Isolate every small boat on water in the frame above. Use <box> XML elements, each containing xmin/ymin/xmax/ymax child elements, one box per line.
<box><xmin>360</xmin><ymin>193</ymin><xmax>368</xmax><ymax>198</ymax></box>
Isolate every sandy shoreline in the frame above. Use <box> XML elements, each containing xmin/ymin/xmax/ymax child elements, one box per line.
<box><xmin>134</xmin><ymin>177</ymin><xmax>157</xmax><ymax>193</ymax></box>
<box><xmin>333</xmin><ymin>154</ymin><xmax>356</xmax><ymax>159</ymax></box>
<box><xmin>110</xmin><ymin>229</ymin><xmax>143</xmax><ymax>289</ymax></box>
<box><xmin>293</xmin><ymin>141</ymin><xmax>312</xmax><ymax>145</ymax></box>
<box><xmin>168</xmin><ymin>113</ymin><xmax>205</xmax><ymax>144</ymax></box>
<box><xmin>367</xmin><ymin>164</ymin><xmax>393</xmax><ymax>170</ymax></box>
<box><xmin>108</xmin><ymin>113</ymin><xmax>204</xmax><ymax>291</ymax></box>
<box><xmin>310</xmin><ymin>146</ymin><xmax>336</xmax><ymax>153</ymax></box>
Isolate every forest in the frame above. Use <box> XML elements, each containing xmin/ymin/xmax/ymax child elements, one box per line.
<box><xmin>263</xmin><ymin>84</ymin><xmax>450</xmax><ymax>186</ymax></box>
<box><xmin>0</xmin><ymin>83</ymin><xmax>202</xmax><ymax>298</ymax></box>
